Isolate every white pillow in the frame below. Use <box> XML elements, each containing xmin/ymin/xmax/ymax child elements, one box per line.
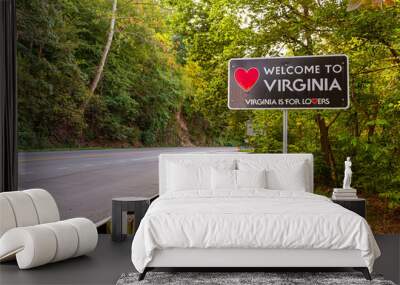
<box><xmin>166</xmin><ymin>159</ymin><xmax>236</xmax><ymax>193</ymax></box>
<box><xmin>167</xmin><ymin>163</ymin><xmax>211</xmax><ymax>191</ymax></box>
<box><xmin>266</xmin><ymin>162</ymin><xmax>307</xmax><ymax>191</ymax></box>
<box><xmin>238</xmin><ymin>159</ymin><xmax>308</xmax><ymax>191</ymax></box>
<box><xmin>211</xmin><ymin>168</ymin><xmax>236</xmax><ymax>190</ymax></box>
<box><xmin>236</xmin><ymin>169</ymin><xmax>267</xmax><ymax>189</ymax></box>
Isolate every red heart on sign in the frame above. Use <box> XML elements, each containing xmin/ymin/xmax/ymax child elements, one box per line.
<box><xmin>234</xmin><ymin>67</ymin><xmax>259</xmax><ymax>92</ymax></box>
<box><xmin>311</xmin><ymin>98</ymin><xmax>318</xmax><ymax>104</ymax></box>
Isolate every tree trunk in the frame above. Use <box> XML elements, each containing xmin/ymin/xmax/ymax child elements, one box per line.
<box><xmin>367</xmin><ymin>85</ymin><xmax>379</xmax><ymax>142</ymax></box>
<box><xmin>300</xmin><ymin>3</ymin><xmax>338</xmax><ymax>183</ymax></box>
<box><xmin>381</xmin><ymin>40</ymin><xmax>400</xmax><ymax>64</ymax></box>
<box><xmin>354</xmin><ymin>111</ymin><xmax>359</xmax><ymax>137</ymax></box>
<box><xmin>302</xmin><ymin>5</ymin><xmax>313</xmax><ymax>54</ymax></box>
<box><xmin>367</xmin><ymin>115</ymin><xmax>377</xmax><ymax>142</ymax></box>
<box><xmin>89</xmin><ymin>0</ymin><xmax>117</xmax><ymax>94</ymax></box>
<box><xmin>316</xmin><ymin>113</ymin><xmax>338</xmax><ymax>184</ymax></box>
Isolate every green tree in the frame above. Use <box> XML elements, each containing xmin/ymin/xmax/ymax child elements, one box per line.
<box><xmin>166</xmin><ymin>0</ymin><xmax>400</xmax><ymax>210</ymax></box>
<box><xmin>17</xmin><ymin>0</ymin><xmax>193</xmax><ymax>148</ymax></box>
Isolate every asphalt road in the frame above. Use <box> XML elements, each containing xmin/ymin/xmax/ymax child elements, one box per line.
<box><xmin>18</xmin><ymin>147</ymin><xmax>237</xmax><ymax>222</ymax></box>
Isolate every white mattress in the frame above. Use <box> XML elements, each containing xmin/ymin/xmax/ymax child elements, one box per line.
<box><xmin>131</xmin><ymin>190</ymin><xmax>380</xmax><ymax>273</ymax></box>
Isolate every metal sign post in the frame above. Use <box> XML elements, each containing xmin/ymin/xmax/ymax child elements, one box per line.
<box><xmin>282</xmin><ymin>109</ymin><xmax>288</xmax><ymax>153</ymax></box>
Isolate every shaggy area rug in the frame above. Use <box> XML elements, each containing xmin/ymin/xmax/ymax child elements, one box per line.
<box><xmin>116</xmin><ymin>271</ymin><xmax>396</xmax><ymax>285</ymax></box>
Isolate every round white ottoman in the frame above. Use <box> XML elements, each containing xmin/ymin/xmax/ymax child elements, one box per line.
<box><xmin>0</xmin><ymin>218</ymin><xmax>98</xmax><ymax>269</ymax></box>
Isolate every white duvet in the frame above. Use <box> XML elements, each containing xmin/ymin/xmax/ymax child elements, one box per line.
<box><xmin>131</xmin><ymin>190</ymin><xmax>380</xmax><ymax>273</ymax></box>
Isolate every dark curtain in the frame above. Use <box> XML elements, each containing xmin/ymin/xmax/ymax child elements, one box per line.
<box><xmin>0</xmin><ymin>0</ymin><xmax>17</xmax><ymax>192</ymax></box>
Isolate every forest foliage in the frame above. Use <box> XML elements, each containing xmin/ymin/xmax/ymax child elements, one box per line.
<box><xmin>17</xmin><ymin>0</ymin><xmax>400</xmax><ymax>209</ymax></box>
<box><xmin>164</xmin><ymin>0</ymin><xmax>400</xmax><ymax>210</ymax></box>
<box><xmin>17</xmin><ymin>0</ymin><xmax>196</xmax><ymax>148</ymax></box>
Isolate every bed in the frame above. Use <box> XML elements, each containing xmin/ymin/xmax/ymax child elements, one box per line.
<box><xmin>131</xmin><ymin>153</ymin><xmax>380</xmax><ymax>280</ymax></box>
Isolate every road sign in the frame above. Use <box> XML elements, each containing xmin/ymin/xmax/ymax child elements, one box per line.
<box><xmin>246</xmin><ymin>120</ymin><xmax>255</xmax><ymax>136</ymax></box>
<box><xmin>228</xmin><ymin>55</ymin><xmax>349</xmax><ymax>109</ymax></box>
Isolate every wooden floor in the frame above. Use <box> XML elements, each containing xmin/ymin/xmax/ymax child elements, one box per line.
<box><xmin>0</xmin><ymin>234</ymin><xmax>399</xmax><ymax>285</ymax></box>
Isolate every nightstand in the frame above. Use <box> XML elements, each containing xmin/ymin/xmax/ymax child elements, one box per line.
<box><xmin>112</xmin><ymin>194</ymin><xmax>158</xmax><ymax>242</ymax></box>
<box><xmin>332</xmin><ymin>198</ymin><xmax>366</xmax><ymax>218</ymax></box>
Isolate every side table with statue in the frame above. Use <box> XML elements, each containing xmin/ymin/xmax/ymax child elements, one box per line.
<box><xmin>332</xmin><ymin>157</ymin><xmax>366</xmax><ymax>218</ymax></box>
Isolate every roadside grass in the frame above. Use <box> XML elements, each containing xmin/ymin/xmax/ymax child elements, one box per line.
<box><xmin>239</xmin><ymin>147</ymin><xmax>254</xmax><ymax>152</ymax></box>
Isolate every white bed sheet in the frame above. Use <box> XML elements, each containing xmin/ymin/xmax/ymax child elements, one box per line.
<box><xmin>131</xmin><ymin>190</ymin><xmax>380</xmax><ymax>273</ymax></box>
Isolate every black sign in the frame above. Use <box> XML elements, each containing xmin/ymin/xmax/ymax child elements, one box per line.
<box><xmin>228</xmin><ymin>55</ymin><xmax>349</xmax><ymax>109</ymax></box>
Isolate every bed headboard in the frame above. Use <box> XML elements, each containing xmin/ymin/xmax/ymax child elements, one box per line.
<box><xmin>159</xmin><ymin>153</ymin><xmax>314</xmax><ymax>195</ymax></box>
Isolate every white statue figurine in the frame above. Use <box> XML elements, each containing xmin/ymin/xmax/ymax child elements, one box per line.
<box><xmin>343</xmin><ymin>157</ymin><xmax>352</xmax><ymax>189</ymax></box>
